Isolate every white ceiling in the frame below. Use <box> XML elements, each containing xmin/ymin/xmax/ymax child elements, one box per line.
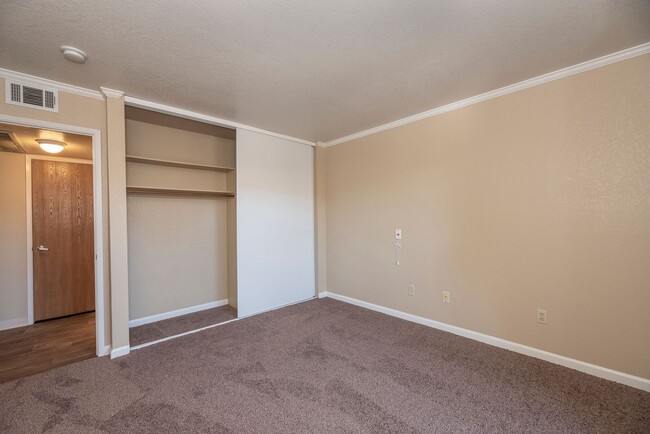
<box><xmin>1</xmin><ymin>1</ymin><xmax>649</xmax><ymax>143</ymax></box>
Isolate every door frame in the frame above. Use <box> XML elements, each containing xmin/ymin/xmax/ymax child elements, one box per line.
<box><xmin>0</xmin><ymin>114</ymin><xmax>106</xmax><ymax>357</ymax></box>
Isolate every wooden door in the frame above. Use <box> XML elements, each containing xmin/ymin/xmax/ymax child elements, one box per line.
<box><xmin>32</xmin><ymin>160</ymin><xmax>95</xmax><ymax>321</ymax></box>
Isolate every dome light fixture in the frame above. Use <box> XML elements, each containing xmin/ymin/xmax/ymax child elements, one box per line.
<box><xmin>37</xmin><ymin>139</ymin><xmax>66</xmax><ymax>154</ymax></box>
<box><xmin>60</xmin><ymin>46</ymin><xmax>87</xmax><ymax>64</ymax></box>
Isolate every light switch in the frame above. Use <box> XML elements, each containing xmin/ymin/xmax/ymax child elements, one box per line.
<box><xmin>395</xmin><ymin>229</ymin><xmax>402</xmax><ymax>240</ymax></box>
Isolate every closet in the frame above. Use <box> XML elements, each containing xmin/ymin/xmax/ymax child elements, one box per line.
<box><xmin>124</xmin><ymin>106</ymin><xmax>315</xmax><ymax>343</ymax></box>
<box><xmin>125</xmin><ymin>107</ymin><xmax>237</xmax><ymax>338</ymax></box>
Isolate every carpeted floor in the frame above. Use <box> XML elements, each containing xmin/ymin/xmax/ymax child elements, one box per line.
<box><xmin>0</xmin><ymin>298</ymin><xmax>648</xmax><ymax>433</ymax></box>
<box><xmin>129</xmin><ymin>305</ymin><xmax>237</xmax><ymax>347</ymax></box>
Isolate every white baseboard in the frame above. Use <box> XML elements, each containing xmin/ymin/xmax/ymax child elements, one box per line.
<box><xmin>325</xmin><ymin>292</ymin><xmax>650</xmax><ymax>392</ymax></box>
<box><xmin>110</xmin><ymin>345</ymin><xmax>130</xmax><ymax>359</ymax></box>
<box><xmin>318</xmin><ymin>291</ymin><xmax>329</xmax><ymax>299</ymax></box>
<box><xmin>0</xmin><ymin>317</ymin><xmax>28</xmax><ymax>331</ymax></box>
<box><xmin>99</xmin><ymin>345</ymin><xmax>111</xmax><ymax>357</ymax></box>
<box><xmin>128</xmin><ymin>299</ymin><xmax>229</xmax><ymax>328</ymax></box>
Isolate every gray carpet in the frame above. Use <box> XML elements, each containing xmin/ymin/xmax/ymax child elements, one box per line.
<box><xmin>0</xmin><ymin>298</ymin><xmax>648</xmax><ymax>433</ymax></box>
<box><xmin>129</xmin><ymin>305</ymin><xmax>237</xmax><ymax>347</ymax></box>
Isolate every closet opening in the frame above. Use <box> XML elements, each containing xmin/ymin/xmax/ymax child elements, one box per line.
<box><xmin>124</xmin><ymin>107</ymin><xmax>238</xmax><ymax>347</ymax></box>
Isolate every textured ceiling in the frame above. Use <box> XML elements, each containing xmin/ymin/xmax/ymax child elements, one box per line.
<box><xmin>1</xmin><ymin>1</ymin><xmax>649</xmax><ymax>142</ymax></box>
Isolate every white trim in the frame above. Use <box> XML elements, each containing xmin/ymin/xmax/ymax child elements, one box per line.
<box><xmin>100</xmin><ymin>87</ymin><xmax>124</xmax><ymax>98</ymax></box>
<box><xmin>321</xmin><ymin>42</ymin><xmax>650</xmax><ymax>147</ymax></box>
<box><xmin>0</xmin><ymin>68</ymin><xmax>104</xmax><ymax>101</ymax></box>
<box><xmin>318</xmin><ymin>291</ymin><xmax>329</xmax><ymax>299</ymax></box>
<box><xmin>124</xmin><ymin>96</ymin><xmax>315</xmax><ymax>147</ymax></box>
<box><xmin>0</xmin><ymin>317</ymin><xmax>28</xmax><ymax>331</ymax></box>
<box><xmin>26</xmin><ymin>156</ymin><xmax>32</xmax><ymax>324</ymax></box>
<box><xmin>130</xmin><ymin>317</ymin><xmax>239</xmax><ymax>350</ymax></box>
<box><xmin>325</xmin><ymin>292</ymin><xmax>650</xmax><ymax>392</ymax></box>
<box><xmin>110</xmin><ymin>345</ymin><xmax>130</xmax><ymax>359</ymax></box>
<box><xmin>128</xmin><ymin>299</ymin><xmax>229</xmax><ymax>328</ymax></box>
<box><xmin>0</xmin><ymin>114</ymin><xmax>106</xmax><ymax>358</ymax></box>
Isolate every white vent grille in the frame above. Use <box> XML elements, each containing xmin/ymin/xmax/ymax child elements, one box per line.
<box><xmin>5</xmin><ymin>80</ymin><xmax>58</xmax><ymax>112</ymax></box>
<box><xmin>10</xmin><ymin>83</ymin><xmax>20</xmax><ymax>102</ymax></box>
<box><xmin>44</xmin><ymin>90</ymin><xmax>56</xmax><ymax>108</ymax></box>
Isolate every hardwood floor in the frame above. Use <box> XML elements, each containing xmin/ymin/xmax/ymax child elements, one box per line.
<box><xmin>0</xmin><ymin>312</ymin><xmax>95</xmax><ymax>383</ymax></box>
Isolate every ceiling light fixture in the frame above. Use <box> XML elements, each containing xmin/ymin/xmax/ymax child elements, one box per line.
<box><xmin>37</xmin><ymin>139</ymin><xmax>66</xmax><ymax>154</ymax></box>
<box><xmin>60</xmin><ymin>46</ymin><xmax>87</xmax><ymax>64</ymax></box>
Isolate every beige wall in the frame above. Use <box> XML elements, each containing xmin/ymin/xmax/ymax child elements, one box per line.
<box><xmin>0</xmin><ymin>152</ymin><xmax>27</xmax><ymax>325</ymax></box>
<box><xmin>322</xmin><ymin>54</ymin><xmax>650</xmax><ymax>379</ymax></box>
<box><xmin>0</xmin><ymin>79</ymin><xmax>112</xmax><ymax>348</ymax></box>
<box><xmin>125</xmin><ymin>117</ymin><xmax>235</xmax><ymax>168</ymax></box>
<box><xmin>125</xmin><ymin>119</ymin><xmax>235</xmax><ymax>319</ymax></box>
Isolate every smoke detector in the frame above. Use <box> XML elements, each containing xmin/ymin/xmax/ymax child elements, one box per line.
<box><xmin>61</xmin><ymin>46</ymin><xmax>87</xmax><ymax>64</ymax></box>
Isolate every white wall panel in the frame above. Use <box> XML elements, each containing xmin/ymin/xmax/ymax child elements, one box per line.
<box><xmin>236</xmin><ymin>129</ymin><xmax>315</xmax><ymax>317</ymax></box>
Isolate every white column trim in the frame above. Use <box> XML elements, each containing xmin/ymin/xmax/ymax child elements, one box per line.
<box><xmin>100</xmin><ymin>87</ymin><xmax>125</xmax><ymax>98</ymax></box>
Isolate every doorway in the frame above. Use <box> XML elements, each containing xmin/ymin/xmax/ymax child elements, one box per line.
<box><xmin>0</xmin><ymin>116</ymin><xmax>105</xmax><ymax>381</ymax></box>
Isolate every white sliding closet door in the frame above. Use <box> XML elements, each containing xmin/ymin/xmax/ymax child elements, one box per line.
<box><xmin>236</xmin><ymin>129</ymin><xmax>315</xmax><ymax>317</ymax></box>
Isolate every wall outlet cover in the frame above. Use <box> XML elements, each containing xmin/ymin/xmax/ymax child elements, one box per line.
<box><xmin>536</xmin><ymin>309</ymin><xmax>548</xmax><ymax>324</ymax></box>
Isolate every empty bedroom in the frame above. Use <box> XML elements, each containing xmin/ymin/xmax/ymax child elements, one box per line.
<box><xmin>0</xmin><ymin>1</ymin><xmax>649</xmax><ymax>432</ymax></box>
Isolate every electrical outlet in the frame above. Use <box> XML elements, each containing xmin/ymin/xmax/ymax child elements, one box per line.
<box><xmin>395</xmin><ymin>229</ymin><xmax>402</xmax><ymax>240</ymax></box>
<box><xmin>536</xmin><ymin>309</ymin><xmax>548</xmax><ymax>324</ymax></box>
<box><xmin>408</xmin><ymin>284</ymin><xmax>415</xmax><ymax>296</ymax></box>
<box><xmin>442</xmin><ymin>291</ymin><xmax>450</xmax><ymax>303</ymax></box>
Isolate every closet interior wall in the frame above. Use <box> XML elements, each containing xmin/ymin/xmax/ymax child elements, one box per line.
<box><xmin>124</xmin><ymin>107</ymin><xmax>237</xmax><ymax>323</ymax></box>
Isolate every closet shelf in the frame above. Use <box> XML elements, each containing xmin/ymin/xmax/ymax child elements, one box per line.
<box><xmin>126</xmin><ymin>186</ymin><xmax>235</xmax><ymax>198</ymax></box>
<box><xmin>125</xmin><ymin>155</ymin><xmax>235</xmax><ymax>172</ymax></box>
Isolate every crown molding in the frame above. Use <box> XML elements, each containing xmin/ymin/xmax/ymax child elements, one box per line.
<box><xmin>0</xmin><ymin>68</ymin><xmax>104</xmax><ymax>101</ymax></box>
<box><xmin>100</xmin><ymin>87</ymin><xmax>125</xmax><ymax>98</ymax></box>
<box><xmin>321</xmin><ymin>42</ymin><xmax>650</xmax><ymax>147</ymax></box>
<box><xmin>124</xmin><ymin>96</ymin><xmax>315</xmax><ymax>147</ymax></box>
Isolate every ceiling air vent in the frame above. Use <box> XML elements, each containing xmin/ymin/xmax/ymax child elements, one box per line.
<box><xmin>5</xmin><ymin>80</ymin><xmax>58</xmax><ymax>112</ymax></box>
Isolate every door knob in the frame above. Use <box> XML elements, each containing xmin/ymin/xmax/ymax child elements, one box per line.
<box><xmin>36</xmin><ymin>245</ymin><xmax>49</xmax><ymax>251</ymax></box>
